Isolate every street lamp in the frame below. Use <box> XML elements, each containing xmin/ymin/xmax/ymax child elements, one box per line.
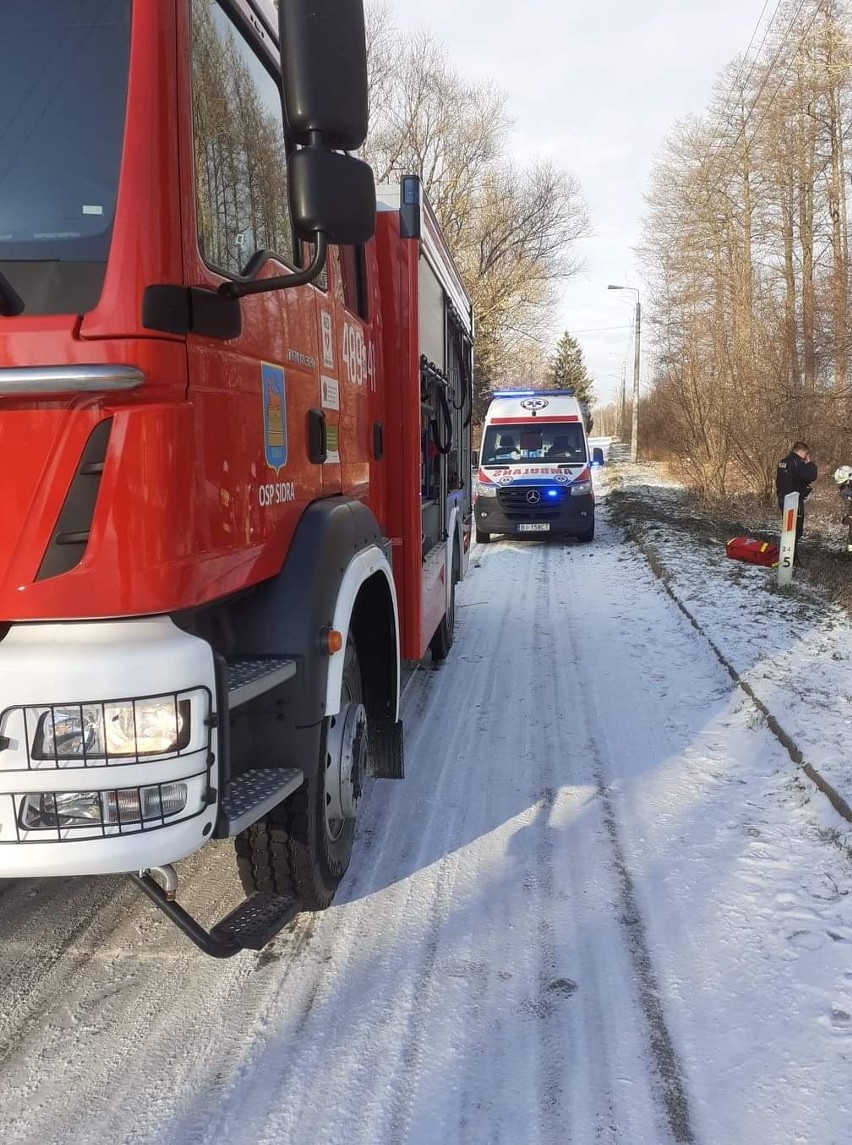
<box><xmin>608</xmin><ymin>285</ymin><xmax>641</xmax><ymax>463</ymax></box>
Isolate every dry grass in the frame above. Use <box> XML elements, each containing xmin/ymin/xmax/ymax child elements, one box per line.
<box><xmin>609</xmin><ymin>472</ymin><xmax>852</xmax><ymax>613</ymax></box>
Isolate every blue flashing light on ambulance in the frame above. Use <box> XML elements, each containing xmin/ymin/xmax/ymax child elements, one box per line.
<box><xmin>474</xmin><ymin>390</ymin><xmax>601</xmax><ymax>544</ymax></box>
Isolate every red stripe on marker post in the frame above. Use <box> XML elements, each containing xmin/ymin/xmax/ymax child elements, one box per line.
<box><xmin>785</xmin><ymin>509</ymin><xmax>795</xmax><ymax>532</ymax></box>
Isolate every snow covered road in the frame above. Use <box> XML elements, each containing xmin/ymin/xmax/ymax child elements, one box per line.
<box><xmin>1</xmin><ymin>496</ymin><xmax>851</xmax><ymax>1144</ymax></box>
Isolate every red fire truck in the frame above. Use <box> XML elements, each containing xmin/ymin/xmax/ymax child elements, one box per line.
<box><xmin>0</xmin><ymin>0</ymin><xmax>473</xmax><ymax>956</ymax></box>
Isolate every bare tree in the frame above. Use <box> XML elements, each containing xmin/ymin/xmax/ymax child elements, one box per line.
<box><xmin>641</xmin><ymin>0</ymin><xmax>852</xmax><ymax>500</ymax></box>
<box><xmin>363</xmin><ymin>7</ymin><xmax>589</xmax><ymax>420</ymax></box>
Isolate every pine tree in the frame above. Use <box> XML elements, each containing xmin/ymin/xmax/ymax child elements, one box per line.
<box><xmin>549</xmin><ymin>331</ymin><xmax>595</xmax><ymax>431</ymax></box>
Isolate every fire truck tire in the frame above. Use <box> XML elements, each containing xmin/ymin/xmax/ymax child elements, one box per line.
<box><xmin>235</xmin><ymin>637</ymin><xmax>363</xmax><ymax>910</ymax></box>
<box><xmin>429</xmin><ymin>548</ymin><xmax>459</xmax><ymax>661</ymax></box>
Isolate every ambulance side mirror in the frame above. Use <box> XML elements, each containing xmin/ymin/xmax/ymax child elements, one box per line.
<box><xmin>592</xmin><ymin>447</ymin><xmax>605</xmax><ymax>467</ymax></box>
<box><xmin>279</xmin><ymin>0</ymin><xmax>369</xmax><ymax>151</ymax></box>
<box><xmin>472</xmin><ymin>450</ymin><xmax>479</xmax><ymax>469</ymax></box>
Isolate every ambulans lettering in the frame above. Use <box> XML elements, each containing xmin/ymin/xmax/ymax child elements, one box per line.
<box><xmin>258</xmin><ymin>481</ymin><xmax>296</xmax><ymax>506</ymax></box>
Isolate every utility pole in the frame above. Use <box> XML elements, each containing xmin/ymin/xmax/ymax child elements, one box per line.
<box><xmin>608</xmin><ymin>285</ymin><xmax>641</xmax><ymax>462</ymax></box>
<box><xmin>619</xmin><ymin>359</ymin><xmax>627</xmax><ymax>439</ymax></box>
<box><xmin>631</xmin><ymin>298</ymin><xmax>641</xmax><ymax>463</ymax></box>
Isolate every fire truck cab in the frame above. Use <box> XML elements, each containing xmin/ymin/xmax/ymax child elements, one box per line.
<box><xmin>0</xmin><ymin>0</ymin><xmax>472</xmax><ymax>956</ymax></box>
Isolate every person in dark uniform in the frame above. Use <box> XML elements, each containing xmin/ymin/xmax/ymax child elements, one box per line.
<box><xmin>776</xmin><ymin>441</ymin><xmax>818</xmax><ymax>551</ymax></box>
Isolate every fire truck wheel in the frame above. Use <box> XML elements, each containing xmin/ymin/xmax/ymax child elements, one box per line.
<box><xmin>429</xmin><ymin>548</ymin><xmax>459</xmax><ymax>661</ymax></box>
<box><xmin>235</xmin><ymin>637</ymin><xmax>364</xmax><ymax>910</ymax></box>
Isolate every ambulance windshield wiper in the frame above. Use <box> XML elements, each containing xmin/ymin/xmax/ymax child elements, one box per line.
<box><xmin>0</xmin><ymin>271</ymin><xmax>24</xmax><ymax>317</ymax></box>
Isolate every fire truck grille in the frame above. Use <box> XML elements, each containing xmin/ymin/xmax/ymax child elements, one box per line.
<box><xmin>497</xmin><ymin>486</ymin><xmax>569</xmax><ymax>520</ymax></box>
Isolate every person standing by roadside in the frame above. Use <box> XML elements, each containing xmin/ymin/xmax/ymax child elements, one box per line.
<box><xmin>776</xmin><ymin>441</ymin><xmax>818</xmax><ymax>554</ymax></box>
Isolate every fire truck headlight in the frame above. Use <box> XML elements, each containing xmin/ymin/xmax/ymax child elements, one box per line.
<box><xmin>476</xmin><ymin>481</ymin><xmax>497</xmax><ymax>498</ymax></box>
<box><xmin>30</xmin><ymin>694</ymin><xmax>196</xmax><ymax>761</ymax></box>
<box><xmin>21</xmin><ymin>784</ymin><xmax>189</xmax><ymax>830</ymax></box>
<box><xmin>570</xmin><ymin>479</ymin><xmax>593</xmax><ymax>496</ymax></box>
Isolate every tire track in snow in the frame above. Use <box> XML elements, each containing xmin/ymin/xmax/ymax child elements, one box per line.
<box><xmin>467</xmin><ymin>539</ymin><xmax>666</xmax><ymax>1143</ymax></box>
<box><xmin>527</xmin><ymin>548</ymin><xmax>573</xmax><ymax>1142</ymax></box>
<box><xmin>376</xmin><ymin>546</ymin><xmax>541</xmax><ymax>1143</ymax></box>
<box><xmin>189</xmin><ymin>556</ymin><xmax>539</xmax><ymax>1145</ymax></box>
<box><xmin>534</xmin><ymin>542</ymin><xmax>621</xmax><ymax>1143</ymax></box>
<box><xmin>558</xmin><ymin>517</ymin><xmax>696</xmax><ymax>1143</ymax></box>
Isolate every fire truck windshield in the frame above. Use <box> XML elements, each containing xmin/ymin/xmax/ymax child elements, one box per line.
<box><xmin>481</xmin><ymin>423</ymin><xmax>587</xmax><ymax>466</ymax></box>
<box><xmin>0</xmin><ymin>0</ymin><xmax>131</xmax><ymax>315</ymax></box>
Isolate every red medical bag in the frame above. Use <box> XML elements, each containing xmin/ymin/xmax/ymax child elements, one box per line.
<box><xmin>725</xmin><ymin>536</ymin><xmax>779</xmax><ymax>568</ymax></box>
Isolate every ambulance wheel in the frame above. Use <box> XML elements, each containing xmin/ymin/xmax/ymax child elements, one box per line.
<box><xmin>577</xmin><ymin>521</ymin><xmax>595</xmax><ymax>543</ymax></box>
<box><xmin>235</xmin><ymin>637</ymin><xmax>364</xmax><ymax>910</ymax></box>
<box><xmin>430</xmin><ymin>548</ymin><xmax>459</xmax><ymax>661</ymax></box>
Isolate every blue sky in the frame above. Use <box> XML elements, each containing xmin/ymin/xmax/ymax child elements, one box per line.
<box><xmin>385</xmin><ymin>0</ymin><xmax>771</xmax><ymax>403</ymax></box>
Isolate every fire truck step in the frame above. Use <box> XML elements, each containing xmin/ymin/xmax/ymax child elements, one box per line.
<box><xmin>210</xmin><ymin>892</ymin><xmax>301</xmax><ymax>952</ymax></box>
<box><xmin>130</xmin><ymin>873</ymin><xmax>300</xmax><ymax>958</ymax></box>
<box><xmin>219</xmin><ymin>767</ymin><xmax>304</xmax><ymax>836</ymax></box>
<box><xmin>225</xmin><ymin>656</ymin><xmax>297</xmax><ymax>708</ymax></box>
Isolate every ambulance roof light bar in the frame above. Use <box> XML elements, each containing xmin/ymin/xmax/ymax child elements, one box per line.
<box><xmin>490</xmin><ymin>389</ymin><xmax>574</xmax><ymax>398</ymax></box>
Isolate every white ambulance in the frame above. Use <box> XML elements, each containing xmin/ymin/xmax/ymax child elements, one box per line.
<box><xmin>474</xmin><ymin>390</ymin><xmax>601</xmax><ymax>543</ymax></box>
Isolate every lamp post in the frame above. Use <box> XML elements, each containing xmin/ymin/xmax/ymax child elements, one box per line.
<box><xmin>608</xmin><ymin>285</ymin><xmax>641</xmax><ymax>463</ymax></box>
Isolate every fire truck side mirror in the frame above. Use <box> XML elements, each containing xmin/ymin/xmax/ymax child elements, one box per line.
<box><xmin>289</xmin><ymin>149</ymin><xmax>376</xmax><ymax>246</ymax></box>
<box><xmin>278</xmin><ymin>0</ymin><xmax>369</xmax><ymax>152</ymax></box>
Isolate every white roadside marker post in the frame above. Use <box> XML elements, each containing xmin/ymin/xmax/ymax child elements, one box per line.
<box><xmin>778</xmin><ymin>491</ymin><xmax>800</xmax><ymax>586</ymax></box>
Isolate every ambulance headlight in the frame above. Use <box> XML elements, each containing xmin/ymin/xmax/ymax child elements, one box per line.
<box><xmin>570</xmin><ymin>479</ymin><xmax>593</xmax><ymax>496</ymax></box>
<box><xmin>30</xmin><ymin>694</ymin><xmax>195</xmax><ymax>761</ymax></box>
<box><xmin>476</xmin><ymin>481</ymin><xmax>497</xmax><ymax>497</ymax></box>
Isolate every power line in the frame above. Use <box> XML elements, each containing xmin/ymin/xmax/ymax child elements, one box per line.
<box><xmin>705</xmin><ymin>0</ymin><xmax>813</xmax><ymax>192</ymax></box>
<box><xmin>670</xmin><ymin>0</ymin><xmax>818</xmax><ymax>238</ymax></box>
<box><xmin>569</xmin><ymin>324</ymin><xmax>633</xmax><ymax>334</ymax></box>
<box><xmin>732</xmin><ymin>0</ymin><xmax>828</xmax><ymax>163</ymax></box>
<box><xmin>699</xmin><ymin>0</ymin><xmax>782</xmax><ymax>177</ymax></box>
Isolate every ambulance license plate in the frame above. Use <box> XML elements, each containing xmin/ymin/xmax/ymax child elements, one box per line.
<box><xmin>517</xmin><ymin>523</ymin><xmax>550</xmax><ymax>533</ymax></box>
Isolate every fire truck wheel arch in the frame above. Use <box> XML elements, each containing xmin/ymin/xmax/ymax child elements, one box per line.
<box><xmin>228</xmin><ymin>498</ymin><xmax>399</xmax><ymax>732</ymax></box>
<box><xmin>328</xmin><ymin>548</ymin><xmax>399</xmax><ymax>720</ymax></box>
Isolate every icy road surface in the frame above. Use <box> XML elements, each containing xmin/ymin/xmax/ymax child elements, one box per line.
<box><xmin>1</xmin><ymin>498</ymin><xmax>852</xmax><ymax>1144</ymax></box>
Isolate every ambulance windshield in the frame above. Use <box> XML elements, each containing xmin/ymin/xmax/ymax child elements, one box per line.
<box><xmin>0</xmin><ymin>0</ymin><xmax>131</xmax><ymax>315</ymax></box>
<box><xmin>481</xmin><ymin>423</ymin><xmax>587</xmax><ymax>466</ymax></box>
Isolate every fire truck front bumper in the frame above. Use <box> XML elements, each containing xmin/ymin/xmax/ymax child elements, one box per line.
<box><xmin>0</xmin><ymin>617</ymin><xmax>218</xmax><ymax>877</ymax></box>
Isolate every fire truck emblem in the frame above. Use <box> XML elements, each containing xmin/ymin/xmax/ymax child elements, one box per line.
<box><xmin>520</xmin><ymin>398</ymin><xmax>549</xmax><ymax>411</ymax></box>
<box><xmin>261</xmin><ymin>363</ymin><xmax>288</xmax><ymax>472</ymax></box>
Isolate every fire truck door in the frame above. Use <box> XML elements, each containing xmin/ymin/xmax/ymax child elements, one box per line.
<box><xmin>325</xmin><ymin>244</ymin><xmax>375</xmax><ymax>501</ymax></box>
<box><xmin>179</xmin><ymin>2</ymin><xmax>323</xmax><ymax>556</ymax></box>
